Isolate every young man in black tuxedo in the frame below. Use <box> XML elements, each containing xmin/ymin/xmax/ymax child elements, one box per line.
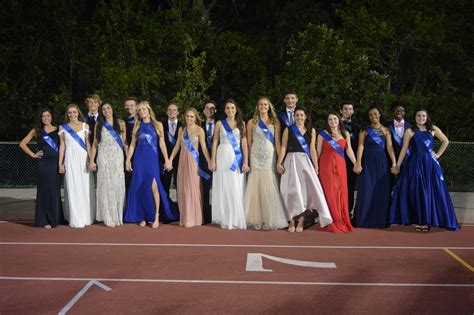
<box><xmin>84</xmin><ymin>94</ymin><xmax>101</xmax><ymax>147</ymax></box>
<box><xmin>277</xmin><ymin>91</ymin><xmax>297</xmax><ymax>131</ymax></box>
<box><xmin>160</xmin><ymin>103</ymin><xmax>181</xmax><ymax>219</ymax></box>
<box><xmin>388</xmin><ymin>100</ymin><xmax>412</xmax><ymax>188</ymax></box>
<box><xmin>340</xmin><ymin>100</ymin><xmax>361</xmax><ymax>216</ymax></box>
<box><xmin>199</xmin><ymin>101</ymin><xmax>217</xmax><ymax>224</ymax></box>
<box><xmin>123</xmin><ymin>96</ymin><xmax>138</xmax><ymax>194</ymax></box>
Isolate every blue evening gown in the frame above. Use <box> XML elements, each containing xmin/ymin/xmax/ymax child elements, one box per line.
<box><xmin>354</xmin><ymin>128</ymin><xmax>391</xmax><ymax>228</ymax></box>
<box><xmin>124</xmin><ymin>122</ymin><xmax>178</xmax><ymax>223</ymax></box>
<box><xmin>390</xmin><ymin>130</ymin><xmax>459</xmax><ymax>230</ymax></box>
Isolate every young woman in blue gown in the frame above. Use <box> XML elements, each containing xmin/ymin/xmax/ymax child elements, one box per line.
<box><xmin>389</xmin><ymin>109</ymin><xmax>459</xmax><ymax>231</ymax></box>
<box><xmin>353</xmin><ymin>106</ymin><xmax>397</xmax><ymax>228</ymax></box>
<box><xmin>124</xmin><ymin>101</ymin><xmax>177</xmax><ymax>228</ymax></box>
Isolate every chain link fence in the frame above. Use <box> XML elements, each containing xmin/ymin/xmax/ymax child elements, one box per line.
<box><xmin>1</xmin><ymin>141</ymin><xmax>473</xmax><ymax>191</ymax></box>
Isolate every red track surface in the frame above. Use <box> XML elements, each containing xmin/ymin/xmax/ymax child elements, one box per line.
<box><xmin>1</xmin><ymin>222</ymin><xmax>473</xmax><ymax>314</ymax></box>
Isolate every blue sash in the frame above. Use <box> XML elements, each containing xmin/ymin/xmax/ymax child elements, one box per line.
<box><xmin>144</xmin><ymin>133</ymin><xmax>158</xmax><ymax>156</ymax></box>
<box><xmin>319</xmin><ymin>131</ymin><xmax>344</xmax><ymax>158</ymax></box>
<box><xmin>367</xmin><ymin>127</ymin><xmax>385</xmax><ymax>149</ymax></box>
<box><xmin>257</xmin><ymin>118</ymin><xmax>275</xmax><ymax>144</ymax></box>
<box><xmin>278</xmin><ymin>111</ymin><xmax>292</xmax><ymax>127</ymax></box>
<box><xmin>104</xmin><ymin>120</ymin><xmax>124</xmax><ymax>150</ymax></box>
<box><xmin>221</xmin><ymin>119</ymin><xmax>243</xmax><ymax>172</ymax></box>
<box><xmin>290</xmin><ymin>125</ymin><xmax>311</xmax><ymax>160</ymax></box>
<box><xmin>183</xmin><ymin>129</ymin><xmax>211</xmax><ymax>180</ymax></box>
<box><xmin>62</xmin><ymin>124</ymin><xmax>87</xmax><ymax>151</ymax></box>
<box><xmin>205</xmin><ymin>121</ymin><xmax>214</xmax><ymax>149</ymax></box>
<box><xmin>423</xmin><ymin>135</ymin><xmax>444</xmax><ymax>181</ymax></box>
<box><xmin>41</xmin><ymin>129</ymin><xmax>58</xmax><ymax>152</ymax></box>
<box><xmin>390</xmin><ymin>125</ymin><xmax>410</xmax><ymax>157</ymax></box>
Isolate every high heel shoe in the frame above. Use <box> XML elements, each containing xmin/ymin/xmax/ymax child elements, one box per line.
<box><xmin>139</xmin><ymin>221</ymin><xmax>146</xmax><ymax>227</ymax></box>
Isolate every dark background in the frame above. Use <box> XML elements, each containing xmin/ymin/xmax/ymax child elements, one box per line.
<box><xmin>1</xmin><ymin>0</ymin><xmax>472</xmax><ymax>140</ymax></box>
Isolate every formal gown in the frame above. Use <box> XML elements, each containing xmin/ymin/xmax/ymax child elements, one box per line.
<box><xmin>96</xmin><ymin>127</ymin><xmax>125</xmax><ymax>227</ymax></box>
<box><xmin>124</xmin><ymin>122</ymin><xmax>178</xmax><ymax>223</ymax></box>
<box><xmin>319</xmin><ymin>136</ymin><xmax>354</xmax><ymax>233</ymax></box>
<box><xmin>280</xmin><ymin>128</ymin><xmax>333</xmax><ymax>227</ymax></box>
<box><xmin>354</xmin><ymin>128</ymin><xmax>391</xmax><ymax>228</ymax></box>
<box><xmin>35</xmin><ymin>129</ymin><xmax>64</xmax><ymax>227</ymax></box>
<box><xmin>244</xmin><ymin>124</ymin><xmax>288</xmax><ymax>229</ymax></box>
<box><xmin>389</xmin><ymin>130</ymin><xmax>459</xmax><ymax>230</ymax></box>
<box><xmin>177</xmin><ymin>134</ymin><xmax>203</xmax><ymax>227</ymax></box>
<box><xmin>212</xmin><ymin>126</ymin><xmax>246</xmax><ymax>229</ymax></box>
<box><xmin>59</xmin><ymin>123</ymin><xmax>95</xmax><ymax>228</ymax></box>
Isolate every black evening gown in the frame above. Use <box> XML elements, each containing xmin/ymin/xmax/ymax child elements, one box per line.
<box><xmin>35</xmin><ymin>129</ymin><xmax>64</xmax><ymax>227</ymax></box>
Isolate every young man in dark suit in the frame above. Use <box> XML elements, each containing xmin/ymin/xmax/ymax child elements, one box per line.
<box><xmin>340</xmin><ymin>100</ymin><xmax>361</xmax><ymax>217</ymax></box>
<box><xmin>123</xmin><ymin>96</ymin><xmax>138</xmax><ymax>194</ymax></box>
<box><xmin>84</xmin><ymin>94</ymin><xmax>101</xmax><ymax>147</ymax></box>
<box><xmin>161</xmin><ymin>103</ymin><xmax>181</xmax><ymax>219</ymax></box>
<box><xmin>388</xmin><ymin>100</ymin><xmax>412</xmax><ymax>188</ymax></box>
<box><xmin>199</xmin><ymin>101</ymin><xmax>217</xmax><ymax>224</ymax></box>
<box><xmin>277</xmin><ymin>91</ymin><xmax>298</xmax><ymax>131</ymax></box>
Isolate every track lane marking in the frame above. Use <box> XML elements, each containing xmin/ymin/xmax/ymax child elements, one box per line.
<box><xmin>0</xmin><ymin>276</ymin><xmax>472</xmax><ymax>287</ymax></box>
<box><xmin>443</xmin><ymin>248</ymin><xmax>474</xmax><ymax>272</ymax></box>
<box><xmin>0</xmin><ymin>242</ymin><xmax>473</xmax><ymax>250</ymax></box>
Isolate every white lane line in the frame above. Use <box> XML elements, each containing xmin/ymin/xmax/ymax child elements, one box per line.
<box><xmin>0</xmin><ymin>242</ymin><xmax>473</xmax><ymax>250</ymax></box>
<box><xmin>58</xmin><ymin>280</ymin><xmax>111</xmax><ymax>315</ymax></box>
<box><xmin>0</xmin><ymin>276</ymin><xmax>472</xmax><ymax>287</ymax></box>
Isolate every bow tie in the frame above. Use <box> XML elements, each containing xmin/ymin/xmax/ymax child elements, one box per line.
<box><xmin>394</xmin><ymin>121</ymin><xmax>404</xmax><ymax>128</ymax></box>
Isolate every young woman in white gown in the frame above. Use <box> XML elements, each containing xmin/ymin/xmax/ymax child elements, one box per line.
<box><xmin>58</xmin><ymin>104</ymin><xmax>95</xmax><ymax>228</ymax></box>
<box><xmin>244</xmin><ymin>97</ymin><xmax>288</xmax><ymax>230</ymax></box>
<box><xmin>89</xmin><ymin>102</ymin><xmax>126</xmax><ymax>227</ymax></box>
<box><xmin>276</xmin><ymin>106</ymin><xmax>333</xmax><ymax>232</ymax></box>
<box><xmin>210</xmin><ymin>100</ymin><xmax>249</xmax><ymax>229</ymax></box>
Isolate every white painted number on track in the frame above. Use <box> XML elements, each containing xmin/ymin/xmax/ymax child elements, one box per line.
<box><xmin>58</xmin><ymin>280</ymin><xmax>112</xmax><ymax>315</ymax></box>
<box><xmin>245</xmin><ymin>253</ymin><xmax>337</xmax><ymax>272</ymax></box>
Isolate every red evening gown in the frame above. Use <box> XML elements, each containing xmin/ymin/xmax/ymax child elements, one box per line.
<box><xmin>319</xmin><ymin>138</ymin><xmax>354</xmax><ymax>233</ymax></box>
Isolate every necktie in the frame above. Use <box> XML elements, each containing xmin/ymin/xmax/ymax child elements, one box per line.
<box><xmin>170</xmin><ymin>122</ymin><xmax>176</xmax><ymax>136</ymax></box>
<box><xmin>289</xmin><ymin>111</ymin><xmax>294</xmax><ymax>124</ymax></box>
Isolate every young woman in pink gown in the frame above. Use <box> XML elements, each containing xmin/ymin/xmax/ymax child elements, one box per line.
<box><xmin>169</xmin><ymin>108</ymin><xmax>211</xmax><ymax>227</ymax></box>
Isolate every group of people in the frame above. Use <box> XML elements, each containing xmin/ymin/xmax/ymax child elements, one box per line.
<box><xmin>19</xmin><ymin>92</ymin><xmax>459</xmax><ymax>232</ymax></box>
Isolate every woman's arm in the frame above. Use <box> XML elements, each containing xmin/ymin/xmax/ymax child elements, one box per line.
<box><xmin>274</xmin><ymin>120</ymin><xmax>282</xmax><ymax>159</ymax></box>
<box><xmin>19</xmin><ymin>129</ymin><xmax>41</xmax><ymax>158</ymax></box>
<box><xmin>396</xmin><ymin>129</ymin><xmax>414</xmax><ymax>168</ymax></box>
<box><xmin>310</xmin><ymin>128</ymin><xmax>319</xmax><ymax>174</ymax></box>
<box><xmin>210</xmin><ymin>121</ymin><xmax>221</xmax><ymax>171</ymax></box>
<box><xmin>198</xmin><ymin>127</ymin><xmax>211</xmax><ymax>165</ymax></box>
<box><xmin>433</xmin><ymin>125</ymin><xmax>449</xmax><ymax>158</ymax></box>
<box><xmin>88</xmin><ymin>124</ymin><xmax>98</xmax><ymax>171</ymax></box>
<box><xmin>276</xmin><ymin>128</ymin><xmax>288</xmax><ymax>174</ymax></box>
<box><xmin>316</xmin><ymin>133</ymin><xmax>323</xmax><ymax>160</ymax></box>
<box><xmin>157</xmin><ymin>122</ymin><xmax>172</xmax><ymax>171</ymax></box>
<box><xmin>58</xmin><ymin>127</ymin><xmax>66</xmax><ymax>173</ymax></box>
<box><xmin>354</xmin><ymin>130</ymin><xmax>366</xmax><ymax>174</ymax></box>
<box><xmin>168</xmin><ymin>127</ymin><xmax>183</xmax><ymax>162</ymax></box>
<box><xmin>384</xmin><ymin>127</ymin><xmax>398</xmax><ymax>174</ymax></box>
<box><xmin>344</xmin><ymin>131</ymin><xmax>357</xmax><ymax>165</ymax></box>
<box><xmin>241</xmin><ymin>122</ymin><xmax>250</xmax><ymax>173</ymax></box>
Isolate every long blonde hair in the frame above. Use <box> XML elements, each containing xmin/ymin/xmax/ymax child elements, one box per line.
<box><xmin>182</xmin><ymin>107</ymin><xmax>202</xmax><ymax>127</ymax></box>
<box><xmin>132</xmin><ymin>101</ymin><xmax>162</xmax><ymax>138</ymax></box>
<box><xmin>252</xmin><ymin>97</ymin><xmax>278</xmax><ymax>125</ymax></box>
<box><xmin>64</xmin><ymin>103</ymin><xmax>85</xmax><ymax>123</ymax></box>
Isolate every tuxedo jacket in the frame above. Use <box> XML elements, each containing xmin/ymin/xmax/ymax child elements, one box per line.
<box><xmin>124</xmin><ymin>116</ymin><xmax>136</xmax><ymax>147</ymax></box>
<box><xmin>277</xmin><ymin>109</ymin><xmax>295</xmax><ymax>130</ymax></box>
<box><xmin>199</xmin><ymin>120</ymin><xmax>217</xmax><ymax>177</ymax></box>
<box><xmin>388</xmin><ymin>120</ymin><xmax>412</xmax><ymax>159</ymax></box>
<box><xmin>161</xmin><ymin>119</ymin><xmax>182</xmax><ymax>166</ymax></box>
<box><xmin>342</xmin><ymin>119</ymin><xmax>361</xmax><ymax>153</ymax></box>
<box><xmin>84</xmin><ymin>113</ymin><xmax>98</xmax><ymax>147</ymax></box>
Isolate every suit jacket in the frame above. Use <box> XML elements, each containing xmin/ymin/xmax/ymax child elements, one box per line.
<box><xmin>342</xmin><ymin>119</ymin><xmax>361</xmax><ymax>153</ymax></box>
<box><xmin>388</xmin><ymin>120</ymin><xmax>412</xmax><ymax>159</ymax></box>
<box><xmin>124</xmin><ymin>115</ymin><xmax>136</xmax><ymax>147</ymax></box>
<box><xmin>84</xmin><ymin>113</ymin><xmax>98</xmax><ymax>146</ymax></box>
<box><xmin>161</xmin><ymin>119</ymin><xmax>181</xmax><ymax>165</ymax></box>
<box><xmin>199</xmin><ymin>120</ymin><xmax>216</xmax><ymax>177</ymax></box>
<box><xmin>277</xmin><ymin>109</ymin><xmax>295</xmax><ymax>130</ymax></box>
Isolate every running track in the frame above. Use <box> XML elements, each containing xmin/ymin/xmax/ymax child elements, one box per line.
<box><xmin>1</xmin><ymin>222</ymin><xmax>473</xmax><ymax>314</ymax></box>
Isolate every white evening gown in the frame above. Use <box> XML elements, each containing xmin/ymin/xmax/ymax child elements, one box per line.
<box><xmin>244</xmin><ymin>124</ymin><xmax>288</xmax><ymax>229</ymax></box>
<box><xmin>60</xmin><ymin>123</ymin><xmax>95</xmax><ymax>228</ymax></box>
<box><xmin>212</xmin><ymin>126</ymin><xmax>246</xmax><ymax>229</ymax></box>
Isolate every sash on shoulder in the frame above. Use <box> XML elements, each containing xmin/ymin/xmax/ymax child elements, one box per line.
<box><xmin>390</xmin><ymin>125</ymin><xmax>411</xmax><ymax>157</ymax></box>
<box><xmin>61</xmin><ymin>124</ymin><xmax>87</xmax><ymax>151</ymax></box>
<box><xmin>167</xmin><ymin>131</ymin><xmax>176</xmax><ymax>146</ymax></box>
<box><xmin>183</xmin><ymin>129</ymin><xmax>211</xmax><ymax>180</ymax></box>
<box><xmin>257</xmin><ymin>118</ymin><xmax>275</xmax><ymax>144</ymax></box>
<box><xmin>41</xmin><ymin>129</ymin><xmax>58</xmax><ymax>152</ymax></box>
<box><xmin>319</xmin><ymin>130</ymin><xmax>344</xmax><ymax>158</ymax></box>
<box><xmin>423</xmin><ymin>135</ymin><xmax>444</xmax><ymax>181</ymax></box>
<box><xmin>104</xmin><ymin>120</ymin><xmax>124</xmax><ymax>150</ymax></box>
<box><xmin>278</xmin><ymin>111</ymin><xmax>292</xmax><ymax>127</ymax></box>
<box><xmin>367</xmin><ymin>127</ymin><xmax>385</xmax><ymax>149</ymax></box>
<box><xmin>221</xmin><ymin>119</ymin><xmax>243</xmax><ymax>172</ymax></box>
<box><xmin>290</xmin><ymin>124</ymin><xmax>311</xmax><ymax>160</ymax></box>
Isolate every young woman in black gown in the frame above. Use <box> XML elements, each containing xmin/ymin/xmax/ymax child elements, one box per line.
<box><xmin>19</xmin><ymin>108</ymin><xmax>64</xmax><ymax>228</ymax></box>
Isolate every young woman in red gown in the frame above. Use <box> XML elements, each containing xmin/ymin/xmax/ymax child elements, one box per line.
<box><xmin>317</xmin><ymin>112</ymin><xmax>357</xmax><ymax>233</ymax></box>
